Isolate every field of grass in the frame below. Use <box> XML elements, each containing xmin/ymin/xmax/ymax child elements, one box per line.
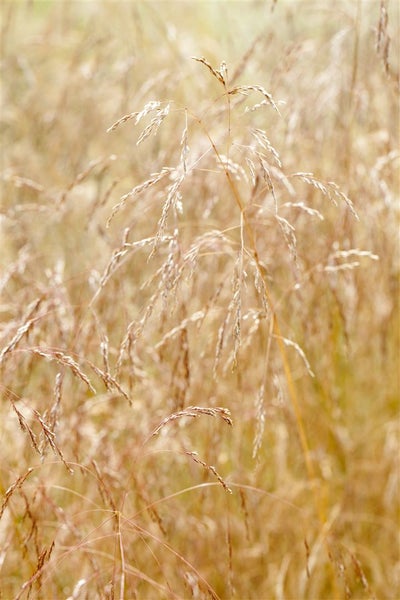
<box><xmin>1</xmin><ymin>1</ymin><xmax>399</xmax><ymax>598</ymax></box>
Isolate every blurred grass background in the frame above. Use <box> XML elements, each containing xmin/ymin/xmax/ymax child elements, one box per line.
<box><xmin>1</xmin><ymin>1</ymin><xmax>399</xmax><ymax>598</ymax></box>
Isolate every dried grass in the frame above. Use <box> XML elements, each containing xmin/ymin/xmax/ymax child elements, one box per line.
<box><xmin>1</xmin><ymin>1</ymin><xmax>398</xmax><ymax>599</ymax></box>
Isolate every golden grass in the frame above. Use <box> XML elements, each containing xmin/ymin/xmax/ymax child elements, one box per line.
<box><xmin>1</xmin><ymin>1</ymin><xmax>399</xmax><ymax>598</ymax></box>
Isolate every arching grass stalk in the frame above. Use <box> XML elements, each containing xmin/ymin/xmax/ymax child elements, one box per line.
<box><xmin>189</xmin><ymin>59</ymin><xmax>339</xmax><ymax>590</ymax></box>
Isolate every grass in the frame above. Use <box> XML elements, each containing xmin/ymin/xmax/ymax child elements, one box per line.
<box><xmin>1</xmin><ymin>1</ymin><xmax>399</xmax><ymax>598</ymax></box>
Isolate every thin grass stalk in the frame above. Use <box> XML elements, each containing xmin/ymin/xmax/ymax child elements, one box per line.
<box><xmin>189</xmin><ymin>100</ymin><xmax>340</xmax><ymax>591</ymax></box>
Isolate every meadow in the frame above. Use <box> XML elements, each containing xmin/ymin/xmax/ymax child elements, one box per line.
<box><xmin>1</xmin><ymin>1</ymin><xmax>399</xmax><ymax>598</ymax></box>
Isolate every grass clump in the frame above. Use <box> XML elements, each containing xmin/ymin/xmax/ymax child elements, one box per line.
<box><xmin>1</xmin><ymin>1</ymin><xmax>399</xmax><ymax>598</ymax></box>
